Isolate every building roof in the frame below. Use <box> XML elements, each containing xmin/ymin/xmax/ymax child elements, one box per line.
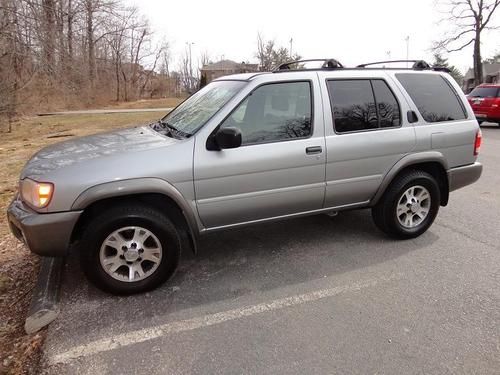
<box><xmin>201</xmin><ymin>59</ymin><xmax>258</xmax><ymax>71</ymax></box>
<box><xmin>464</xmin><ymin>62</ymin><xmax>500</xmax><ymax>80</ymax></box>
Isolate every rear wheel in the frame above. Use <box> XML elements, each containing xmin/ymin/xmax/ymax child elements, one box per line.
<box><xmin>80</xmin><ymin>204</ymin><xmax>181</xmax><ymax>295</ymax></box>
<box><xmin>372</xmin><ymin>170</ymin><xmax>440</xmax><ymax>239</ymax></box>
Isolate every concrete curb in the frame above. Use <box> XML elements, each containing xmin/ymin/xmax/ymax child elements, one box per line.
<box><xmin>25</xmin><ymin>257</ymin><xmax>64</xmax><ymax>334</ymax></box>
<box><xmin>37</xmin><ymin>108</ymin><xmax>173</xmax><ymax>116</ymax></box>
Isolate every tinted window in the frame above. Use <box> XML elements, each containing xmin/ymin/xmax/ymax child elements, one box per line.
<box><xmin>221</xmin><ymin>81</ymin><xmax>312</xmax><ymax>145</ymax></box>
<box><xmin>372</xmin><ymin>80</ymin><xmax>401</xmax><ymax>128</ymax></box>
<box><xmin>396</xmin><ymin>73</ymin><xmax>466</xmax><ymax>123</ymax></box>
<box><xmin>327</xmin><ymin>79</ymin><xmax>401</xmax><ymax>133</ymax></box>
<box><xmin>327</xmin><ymin>80</ymin><xmax>378</xmax><ymax>132</ymax></box>
<box><xmin>468</xmin><ymin>86</ymin><xmax>499</xmax><ymax>98</ymax></box>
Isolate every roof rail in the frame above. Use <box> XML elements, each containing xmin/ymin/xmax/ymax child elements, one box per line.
<box><xmin>357</xmin><ymin>59</ymin><xmax>451</xmax><ymax>73</ymax></box>
<box><xmin>274</xmin><ymin>58</ymin><xmax>344</xmax><ymax>72</ymax></box>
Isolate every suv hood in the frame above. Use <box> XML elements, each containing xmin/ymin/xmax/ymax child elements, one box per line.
<box><xmin>21</xmin><ymin>125</ymin><xmax>174</xmax><ymax>179</ymax></box>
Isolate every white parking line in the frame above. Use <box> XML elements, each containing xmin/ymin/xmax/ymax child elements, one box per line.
<box><xmin>49</xmin><ymin>273</ymin><xmax>401</xmax><ymax>365</ymax></box>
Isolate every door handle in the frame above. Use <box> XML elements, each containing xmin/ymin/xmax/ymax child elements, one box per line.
<box><xmin>306</xmin><ymin>146</ymin><xmax>322</xmax><ymax>155</ymax></box>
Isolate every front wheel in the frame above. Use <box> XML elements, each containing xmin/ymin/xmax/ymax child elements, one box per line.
<box><xmin>80</xmin><ymin>204</ymin><xmax>181</xmax><ymax>295</ymax></box>
<box><xmin>372</xmin><ymin>170</ymin><xmax>440</xmax><ymax>239</ymax></box>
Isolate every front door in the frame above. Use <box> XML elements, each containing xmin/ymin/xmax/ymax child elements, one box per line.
<box><xmin>194</xmin><ymin>79</ymin><xmax>326</xmax><ymax>229</ymax></box>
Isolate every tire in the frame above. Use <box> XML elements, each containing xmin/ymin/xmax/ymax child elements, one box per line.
<box><xmin>80</xmin><ymin>204</ymin><xmax>181</xmax><ymax>295</ymax></box>
<box><xmin>372</xmin><ymin>170</ymin><xmax>440</xmax><ymax>239</ymax></box>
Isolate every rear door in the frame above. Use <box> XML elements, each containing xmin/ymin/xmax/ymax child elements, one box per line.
<box><xmin>319</xmin><ymin>72</ymin><xmax>416</xmax><ymax>208</ymax></box>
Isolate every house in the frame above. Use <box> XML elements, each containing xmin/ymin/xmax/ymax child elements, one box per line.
<box><xmin>200</xmin><ymin>60</ymin><xmax>259</xmax><ymax>87</ymax></box>
<box><xmin>463</xmin><ymin>62</ymin><xmax>500</xmax><ymax>93</ymax></box>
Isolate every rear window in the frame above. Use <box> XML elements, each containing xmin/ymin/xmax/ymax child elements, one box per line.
<box><xmin>468</xmin><ymin>87</ymin><xmax>499</xmax><ymax>98</ymax></box>
<box><xmin>396</xmin><ymin>73</ymin><xmax>467</xmax><ymax>123</ymax></box>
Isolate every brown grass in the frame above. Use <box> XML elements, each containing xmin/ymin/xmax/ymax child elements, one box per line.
<box><xmin>105</xmin><ymin>97</ymin><xmax>185</xmax><ymax>110</ymax></box>
<box><xmin>0</xmin><ymin>107</ymin><xmax>175</xmax><ymax>374</ymax></box>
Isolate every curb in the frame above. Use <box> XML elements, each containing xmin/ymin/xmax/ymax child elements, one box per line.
<box><xmin>24</xmin><ymin>257</ymin><xmax>64</xmax><ymax>334</ymax></box>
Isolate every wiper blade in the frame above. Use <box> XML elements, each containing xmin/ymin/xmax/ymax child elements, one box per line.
<box><xmin>160</xmin><ymin>120</ymin><xmax>191</xmax><ymax>138</ymax></box>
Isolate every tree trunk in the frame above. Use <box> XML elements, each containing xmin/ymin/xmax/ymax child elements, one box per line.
<box><xmin>42</xmin><ymin>0</ymin><xmax>56</xmax><ymax>75</ymax></box>
<box><xmin>86</xmin><ymin>0</ymin><xmax>95</xmax><ymax>88</ymax></box>
<box><xmin>115</xmin><ymin>58</ymin><xmax>121</xmax><ymax>101</ymax></box>
<box><xmin>473</xmin><ymin>29</ymin><xmax>483</xmax><ymax>86</ymax></box>
<box><xmin>67</xmin><ymin>0</ymin><xmax>73</xmax><ymax>61</ymax></box>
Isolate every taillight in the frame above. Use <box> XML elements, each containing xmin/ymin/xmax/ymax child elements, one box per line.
<box><xmin>474</xmin><ymin>129</ymin><xmax>482</xmax><ymax>156</ymax></box>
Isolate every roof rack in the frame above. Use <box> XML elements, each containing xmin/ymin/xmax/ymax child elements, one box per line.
<box><xmin>272</xmin><ymin>58</ymin><xmax>451</xmax><ymax>73</ymax></box>
<box><xmin>356</xmin><ymin>59</ymin><xmax>451</xmax><ymax>73</ymax></box>
<box><xmin>275</xmin><ymin>58</ymin><xmax>344</xmax><ymax>71</ymax></box>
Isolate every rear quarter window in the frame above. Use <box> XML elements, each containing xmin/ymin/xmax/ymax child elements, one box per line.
<box><xmin>396</xmin><ymin>73</ymin><xmax>467</xmax><ymax>123</ymax></box>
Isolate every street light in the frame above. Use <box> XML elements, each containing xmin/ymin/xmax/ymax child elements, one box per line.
<box><xmin>186</xmin><ymin>42</ymin><xmax>195</xmax><ymax>90</ymax></box>
<box><xmin>405</xmin><ymin>36</ymin><xmax>410</xmax><ymax>67</ymax></box>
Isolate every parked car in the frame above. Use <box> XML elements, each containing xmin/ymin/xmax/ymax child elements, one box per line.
<box><xmin>467</xmin><ymin>84</ymin><xmax>500</xmax><ymax>125</ymax></box>
<box><xmin>8</xmin><ymin>59</ymin><xmax>483</xmax><ymax>294</ymax></box>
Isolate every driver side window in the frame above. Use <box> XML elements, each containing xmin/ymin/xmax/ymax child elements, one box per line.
<box><xmin>221</xmin><ymin>81</ymin><xmax>312</xmax><ymax>145</ymax></box>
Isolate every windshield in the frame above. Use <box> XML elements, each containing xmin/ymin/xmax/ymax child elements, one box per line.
<box><xmin>159</xmin><ymin>80</ymin><xmax>245</xmax><ymax>136</ymax></box>
<box><xmin>468</xmin><ymin>87</ymin><xmax>499</xmax><ymax>98</ymax></box>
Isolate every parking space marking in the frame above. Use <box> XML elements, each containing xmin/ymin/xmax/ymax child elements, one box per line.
<box><xmin>49</xmin><ymin>273</ymin><xmax>401</xmax><ymax>365</ymax></box>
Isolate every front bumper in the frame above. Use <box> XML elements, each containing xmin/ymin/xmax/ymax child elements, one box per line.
<box><xmin>448</xmin><ymin>162</ymin><xmax>483</xmax><ymax>192</ymax></box>
<box><xmin>7</xmin><ymin>197</ymin><xmax>82</xmax><ymax>256</ymax></box>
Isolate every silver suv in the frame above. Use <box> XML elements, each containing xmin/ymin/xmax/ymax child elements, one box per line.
<box><xmin>7</xmin><ymin>59</ymin><xmax>483</xmax><ymax>294</ymax></box>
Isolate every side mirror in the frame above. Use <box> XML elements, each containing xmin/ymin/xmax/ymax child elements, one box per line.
<box><xmin>212</xmin><ymin>127</ymin><xmax>242</xmax><ymax>150</ymax></box>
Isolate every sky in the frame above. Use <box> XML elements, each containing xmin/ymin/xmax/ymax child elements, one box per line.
<box><xmin>127</xmin><ymin>0</ymin><xmax>500</xmax><ymax>74</ymax></box>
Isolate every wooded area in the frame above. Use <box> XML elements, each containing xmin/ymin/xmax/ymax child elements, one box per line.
<box><xmin>0</xmin><ymin>0</ymin><xmax>179</xmax><ymax>131</ymax></box>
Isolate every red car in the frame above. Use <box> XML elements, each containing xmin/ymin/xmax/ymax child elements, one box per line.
<box><xmin>467</xmin><ymin>84</ymin><xmax>500</xmax><ymax>126</ymax></box>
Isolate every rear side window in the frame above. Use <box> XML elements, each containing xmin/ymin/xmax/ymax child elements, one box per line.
<box><xmin>468</xmin><ymin>86</ymin><xmax>499</xmax><ymax>98</ymax></box>
<box><xmin>396</xmin><ymin>73</ymin><xmax>466</xmax><ymax>123</ymax></box>
<box><xmin>327</xmin><ymin>79</ymin><xmax>401</xmax><ymax>133</ymax></box>
<box><xmin>372</xmin><ymin>80</ymin><xmax>401</xmax><ymax>128</ymax></box>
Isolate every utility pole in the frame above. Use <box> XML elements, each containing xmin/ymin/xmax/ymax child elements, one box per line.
<box><xmin>405</xmin><ymin>36</ymin><xmax>410</xmax><ymax>67</ymax></box>
<box><xmin>289</xmin><ymin>38</ymin><xmax>293</xmax><ymax>59</ymax></box>
<box><xmin>186</xmin><ymin>41</ymin><xmax>195</xmax><ymax>90</ymax></box>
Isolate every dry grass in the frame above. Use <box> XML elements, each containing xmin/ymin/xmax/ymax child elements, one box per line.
<box><xmin>105</xmin><ymin>97</ymin><xmax>185</xmax><ymax>110</ymax></box>
<box><xmin>0</xmin><ymin>107</ymin><xmax>173</xmax><ymax>374</ymax></box>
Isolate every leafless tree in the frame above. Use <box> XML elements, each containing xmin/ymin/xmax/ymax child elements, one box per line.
<box><xmin>434</xmin><ymin>0</ymin><xmax>500</xmax><ymax>85</ymax></box>
<box><xmin>178</xmin><ymin>47</ymin><xmax>199</xmax><ymax>93</ymax></box>
<box><xmin>256</xmin><ymin>33</ymin><xmax>300</xmax><ymax>71</ymax></box>
<box><xmin>0</xmin><ymin>0</ymin><xmax>174</xmax><ymax>129</ymax></box>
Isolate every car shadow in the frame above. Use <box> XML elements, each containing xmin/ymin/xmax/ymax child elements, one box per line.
<box><xmin>56</xmin><ymin>209</ymin><xmax>438</xmax><ymax>334</ymax></box>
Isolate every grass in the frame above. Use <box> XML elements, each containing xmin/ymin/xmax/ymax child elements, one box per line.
<box><xmin>0</xmin><ymin>110</ymin><xmax>173</xmax><ymax>237</ymax></box>
<box><xmin>105</xmin><ymin>97</ymin><xmax>185</xmax><ymax>110</ymax></box>
<box><xmin>0</xmin><ymin>99</ymin><xmax>180</xmax><ymax>374</ymax></box>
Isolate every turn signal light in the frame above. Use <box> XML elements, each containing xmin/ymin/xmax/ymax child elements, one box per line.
<box><xmin>20</xmin><ymin>179</ymin><xmax>54</xmax><ymax>209</ymax></box>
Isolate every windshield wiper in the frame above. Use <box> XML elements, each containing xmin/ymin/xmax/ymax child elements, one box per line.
<box><xmin>160</xmin><ymin>120</ymin><xmax>192</xmax><ymax>138</ymax></box>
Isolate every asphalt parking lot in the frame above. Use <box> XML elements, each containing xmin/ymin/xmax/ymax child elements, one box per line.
<box><xmin>41</xmin><ymin>124</ymin><xmax>499</xmax><ymax>374</ymax></box>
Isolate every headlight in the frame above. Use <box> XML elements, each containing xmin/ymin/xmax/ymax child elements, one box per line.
<box><xmin>20</xmin><ymin>178</ymin><xmax>54</xmax><ymax>209</ymax></box>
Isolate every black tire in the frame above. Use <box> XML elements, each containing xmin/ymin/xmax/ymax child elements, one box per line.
<box><xmin>372</xmin><ymin>170</ymin><xmax>440</xmax><ymax>239</ymax></box>
<box><xmin>80</xmin><ymin>204</ymin><xmax>181</xmax><ymax>295</ymax></box>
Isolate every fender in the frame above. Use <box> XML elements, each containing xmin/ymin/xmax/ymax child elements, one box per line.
<box><xmin>371</xmin><ymin>151</ymin><xmax>449</xmax><ymax>206</ymax></box>
<box><xmin>71</xmin><ymin>177</ymin><xmax>201</xmax><ymax>252</ymax></box>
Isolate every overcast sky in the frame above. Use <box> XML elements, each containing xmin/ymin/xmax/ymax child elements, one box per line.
<box><xmin>127</xmin><ymin>0</ymin><xmax>499</xmax><ymax>74</ymax></box>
